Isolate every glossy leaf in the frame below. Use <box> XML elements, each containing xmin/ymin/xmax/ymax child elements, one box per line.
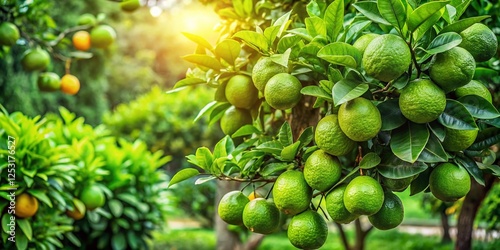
<box><xmin>458</xmin><ymin>95</ymin><xmax>500</xmax><ymax>119</ymax></box>
<box><xmin>412</xmin><ymin>9</ymin><xmax>442</xmax><ymax>42</ymax></box>
<box><xmin>454</xmin><ymin>153</ymin><xmax>485</xmax><ymax>186</ymax></box>
<box><xmin>438</xmin><ymin>99</ymin><xmax>477</xmax><ymax>130</ymax></box>
<box><xmin>324</xmin><ymin>0</ymin><xmax>344</xmax><ymax>40</ymax></box>
<box><xmin>377</xmin><ymin>99</ymin><xmax>407</xmax><ymax>131</ymax></box>
<box><xmin>195</xmin><ymin>147</ymin><xmax>213</xmax><ymax>170</ymax></box>
<box><xmin>256</xmin><ymin>141</ymin><xmax>284</xmax><ymax>155</ymax></box>
<box><xmin>332</xmin><ymin>79</ymin><xmax>369</xmax><ymax>107</ymax></box>
<box><xmin>215</xmin><ymin>39</ymin><xmax>241</xmax><ymax>65</ymax></box>
<box><xmin>195</xmin><ymin>176</ymin><xmax>217</xmax><ymax>185</ymax></box>
<box><xmin>439</xmin><ymin>15</ymin><xmax>490</xmax><ymax>34</ymax></box>
<box><xmin>193</xmin><ymin>101</ymin><xmax>217</xmax><ymax>122</ymax></box>
<box><xmin>17</xmin><ymin>219</ymin><xmax>32</xmax><ymax>241</ymax></box>
<box><xmin>260</xmin><ymin>162</ymin><xmax>291</xmax><ymax>177</ymax></box>
<box><xmin>424</xmin><ymin>32</ymin><xmax>462</xmax><ymax>54</ymax></box>
<box><xmin>173</xmin><ymin>78</ymin><xmax>206</xmax><ymax>89</ymax></box>
<box><xmin>168</xmin><ymin>168</ymin><xmax>200</xmax><ymax>187</ymax></box>
<box><xmin>407</xmin><ymin>1</ymin><xmax>449</xmax><ymax>32</ymax></box>
<box><xmin>317</xmin><ymin>42</ymin><xmax>362</xmax><ymax>68</ymax></box>
<box><xmin>409</xmin><ymin>168</ymin><xmax>431</xmax><ymax>196</ymax></box>
<box><xmin>183</xmin><ymin>54</ymin><xmax>222</xmax><ymax>71</ymax></box>
<box><xmin>353</xmin><ymin>1</ymin><xmax>391</xmax><ymax>25</ymax></box>
<box><xmin>305</xmin><ymin>16</ymin><xmax>326</xmax><ymax>38</ymax></box>
<box><xmin>359</xmin><ymin>152</ymin><xmax>381</xmax><ymax>169</ymax></box>
<box><xmin>469</xmin><ymin>127</ymin><xmax>500</xmax><ymax>151</ymax></box>
<box><xmin>300</xmin><ymin>85</ymin><xmax>332</xmax><ymax>100</ymax></box>
<box><xmin>27</xmin><ymin>189</ymin><xmax>52</xmax><ymax>208</ymax></box>
<box><xmin>378</xmin><ymin>154</ymin><xmax>428</xmax><ymax>179</ymax></box>
<box><xmin>297</xmin><ymin>127</ymin><xmax>314</xmax><ymax>147</ymax></box>
<box><xmin>452</xmin><ymin>0</ymin><xmax>472</xmax><ymax>20</ymax></box>
<box><xmin>417</xmin><ymin>134</ymin><xmax>448</xmax><ymax>163</ymax></box>
<box><xmin>182</xmin><ymin>32</ymin><xmax>213</xmax><ymax>50</ymax></box>
<box><xmin>428</xmin><ymin>121</ymin><xmax>446</xmax><ymax>141</ymax></box>
<box><xmin>279</xmin><ymin>122</ymin><xmax>293</xmax><ymax>146</ymax></box>
<box><xmin>390</xmin><ymin>122</ymin><xmax>430</xmax><ymax>163</ymax></box>
<box><xmin>378</xmin><ymin>0</ymin><xmax>407</xmax><ymax>31</ymax></box>
<box><xmin>233</xmin><ymin>31</ymin><xmax>269</xmax><ymax>54</ymax></box>
<box><xmin>232</xmin><ymin>125</ymin><xmax>262</xmax><ymax>138</ymax></box>
<box><xmin>281</xmin><ymin>141</ymin><xmax>301</xmax><ymax>161</ymax></box>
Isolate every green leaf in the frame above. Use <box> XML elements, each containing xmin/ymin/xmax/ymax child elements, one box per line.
<box><xmin>324</xmin><ymin>0</ymin><xmax>344</xmax><ymax>41</ymax></box>
<box><xmin>233</xmin><ymin>31</ymin><xmax>269</xmax><ymax>54</ymax></box>
<box><xmin>27</xmin><ymin>190</ymin><xmax>52</xmax><ymax>208</ymax></box>
<box><xmin>390</xmin><ymin>122</ymin><xmax>430</xmax><ymax>163</ymax></box>
<box><xmin>16</xmin><ymin>232</ymin><xmax>28</xmax><ymax>250</ymax></box>
<box><xmin>256</xmin><ymin>141</ymin><xmax>284</xmax><ymax>155</ymax></box>
<box><xmin>469</xmin><ymin>127</ymin><xmax>500</xmax><ymax>151</ymax></box>
<box><xmin>424</xmin><ymin>32</ymin><xmax>462</xmax><ymax>54</ymax></box>
<box><xmin>439</xmin><ymin>15</ymin><xmax>490</xmax><ymax>34</ymax></box>
<box><xmin>438</xmin><ymin>99</ymin><xmax>477</xmax><ymax>130</ymax></box>
<box><xmin>232</xmin><ymin>125</ymin><xmax>261</xmax><ymax>138</ymax></box>
<box><xmin>182</xmin><ymin>32</ymin><xmax>213</xmax><ymax>51</ymax></box>
<box><xmin>270</xmin><ymin>49</ymin><xmax>291</xmax><ymax>68</ymax></box>
<box><xmin>195</xmin><ymin>147</ymin><xmax>214</xmax><ymax>170</ymax></box>
<box><xmin>195</xmin><ymin>176</ymin><xmax>217</xmax><ymax>185</ymax></box>
<box><xmin>214</xmin><ymin>136</ymin><xmax>235</xmax><ymax>158</ymax></box>
<box><xmin>407</xmin><ymin>1</ymin><xmax>449</xmax><ymax>32</ymax></box>
<box><xmin>305</xmin><ymin>16</ymin><xmax>326</xmax><ymax>38</ymax></box>
<box><xmin>215</xmin><ymin>39</ymin><xmax>241</xmax><ymax>65</ymax></box>
<box><xmin>454</xmin><ymin>153</ymin><xmax>485</xmax><ymax>186</ymax></box>
<box><xmin>277</xmin><ymin>34</ymin><xmax>302</xmax><ymax>54</ymax></box>
<box><xmin>317</xmin><ymin>42</ymin><xmax>362</xmax><ymax>68</ymax></box>
<box><xmin>264</xmin><ymin>26</ymin><xmax>280</xmax><ymax>46</ymax></box>
<box><xmin>194</xmin><ymin>101</ymin><xmax>217</xmax><ymax>122</ymax></box>
<box><xmin>458</xmin><ymin>95</ymin><xmax>500</xmax><ymax>120</ymax></box>
<box><xmin>112</xmin><ymin>234</ymin><xmax>127</xmax><ymax>250</ymax></box>
<box><xmin>297</xmin><ymin>127</ymin><xmax>314</xmax><ymax>147</ymax></box>
<box><xmin>428</xmin><ymin>121</ymin><xmax>446</xmax><ymax>141</ymax></box>
<box><xmin>279</xmin><ymin>122</ymin><xmax>293</xmax><ymax>146</ymax></box>
<box><xmin>332</xmin><ymin>79</ymin><xmax>369</xmax><ymax>106</ymax></box>
<box><xmin>68</xmin><ymin>51</ymin><xmax>93</xmax><ymax>59</ymax></box>
<box><xmin>17</xmin><ymin>219</ymin><xmax>32</xmax><ymax>241</ymax></box>
<box><xmin>281</xmin><ymin>141</ymin><xmax>301</xmax><ymax>161</ymax></box>
<box><xmin>482</xmin><ymin>117</ymin><xmax>500</xmax><ymax>128</ymax></box>
<box><xmin>409</xmin><ymin>168</ymin><xmax>431</xmax><ymax>196</ymax></box>
<box><xmin>300</xmin><ymin>85</ymin><xmax>332</xmax><ymax>101</ymax></box>
<box><xmin>108</xmin><ymin>199</ymin><xmax>123</xmax><ymax>217</ymax></box>
<box><xmin>378</xmin><ymin>154</ymin><xmax>428</xmax><ymax>179</ymax></box>
<box><xmin>168</xmin><ymin>168</ymin><xmax>200</xmax><ymax>188</ymax></box>
<box><xmin>2</xmin><ymin>213</ymin><xmax>11</xmax><ymax>234</ymax></box>
<box><xmin>183</xmin><ymin>54</ymin><xmax>222</xmax><ymax>71</ymax></box>
<box><xmin>377</xmin><ymin>99</ymin><xmax>407</xmax><ymax>131</ymax></box>
<box><xmin>378</xmin><ymin>0</ymin><xmax>407</xmax><ymax>31</ymax></box>
<box><xmin>417</xmin><ymin>134</ymin><xmax>449</xmax><ymax>163</ymax></box>
<box><xmin>243</xmin><ymin>0</ymin><xmax>253</xmax><ymax>16</ymax></box>
<box><xmin>273</xmin><ymin>10</ymin><xmax>292</xmax><ymax>38</ymax></box>
<box><xmin>359</xmin><ymin>152</ymin><xmax>382</xmax><ymax>169</ymax></box>
<box><xmin>260</xmin><ymin>162</ymin><xmax>290</xmax><ymax>177</ymax></box>
<box><xmin>452</xmin><ymin>0</ymin><xmax>472</xmax><ymax>20</ymax></box>
<box><xmin>412</xmin><ymin>9</ymin><xmax>443</xmax><ymax>42</ymax></box>
<box><xmin>353</xmin><ymin>1</ymin><xmax>391</xmax><ymax>25</ymax></box>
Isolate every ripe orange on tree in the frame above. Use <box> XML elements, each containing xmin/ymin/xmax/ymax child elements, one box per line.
<box><xmin>60</xmin><ymin>74</ymin><xmax>81</xmax><ymax>95</ymax></box>
<box><xmin>15</xmin><ymin>193</ymin><xmax>39</xmax><ymax>218</ymax></box>
<box><xmin>72</xmin><ymin>30</ymin><xmax>91</xmax><ymax>51</ymax></box>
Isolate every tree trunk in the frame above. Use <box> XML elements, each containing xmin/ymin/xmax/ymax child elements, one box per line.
<box><xmin>215</xmin><ymin>181</ymin><xmax>242</xmax><ymax>250</ymax></box>
<box><xmin>455</xmin><ymin>175</ymin><xmax>496</xmax><ymax>250</ymax></box>
<box><xmin>335</xmin><ymin>222</ymin><xmax>352</xmax><ymax>250</ymax></box>
<box><xmin>353</xmin><ymin>219</ymin><xmax>372</xmax><ymax>250</ymax></box>
<box><xmin>440</xmin><ymin>207</ymin><xmax>452</xmax><ymax>243</ymax></box>
<box><xmin>290</xmin><ymin>85</ymin><xmax>321</xmax><ymax>139</ymax></box>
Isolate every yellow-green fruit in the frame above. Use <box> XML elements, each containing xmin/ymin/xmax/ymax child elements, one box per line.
<box><xmin>264</xmin><ymin>73</ymin><xmax>302</xmax><ymax>110</ymax></box>
<box><xmin>338</xmin><ymin>97</ymin><xmax>382</xmax><ymax>142</ymax></box>
<box><xmin>353</xmin><ymin>33</ymin><xmax>379</xmax><ymax>55</ymax></box>
<box><xmin>90</xmin><ymin>25</ymin><xmax>116</xmax><ymax>48</ymax></box>
<box><xmin>459</xmin><ymin>23</ymin><xmax>498</xmax><ymax>62</ymax></box>
<box><xmin>382</xmin><ymin>176</ymin><xmax>413</xmax><ymax>192</ymax></box>
<box><xmin>287</xmin><ymin>210</ymin><xmax>328</xmax><ymax>249</ymax></box>
<box><xmin>77</xmin><ymin>13</ymin><xmax>97</xmax><ymax>26</ymax></box>
<box><xmin>455</xmin><ymin>80</ymin><xmax>492</xmax><ymax>103</ymax></box>
<box><xmin>368</xmin><ymin>191</ymin><xmax>404</xmax><ymax>230</ymax></box>
<box><xmin>362</xmin><ymin>34</ymin><xmax>411</xmax><ymax>82</ymax></box>
<box><xmin>273</xmin><ymin>170</ymin><xmax>312</xmax><ymax>216</ymax></box>
<box><xmin>344</xmin><ymin>176</ymin><xmax>384</xmax><ymax>215</ymax></box>
<box><xmin>15</xmin><ymin>193</ymin><xmax>39</xmax><ymax>218</ymax></box>
<box><xmin>37</xmin><ymin>72</ymin><xmax>61</xmax><ymax>92</ymax></box>
<box><xmin>251</xmin><ymin>57</ymin><xmax>288</xmax><ymax>92</ymax></box>
<box><xmin>218</xmin><ymin>191</ymin><xmax>250</xmax><ymax>225</ymax></box>
<box><xmin>429</xmin><ymin>163</ymin><xmax>471</xmax><ymax>202</ymax></box>
<box><xmin>304</xmin><ymin>149</ymin><xmax>342</xmax><ymax>192</ymax></box>
<box><xmin>225</xmin><ymin>75</ymin><xmax>259</xmax><ymax>109</ymax></box>
<box><xmin>429</xmin><ymin>47</ymin><xmax>475</xmax><ymax>92</ymax></box>
<box><xmin>242</xmin><ymin>198</ymin><xmax>280</xmax><ymax>234</ymax></box>
<box><xmin>0</xmin><ymin>22</ymin><xmax>20</xmax><ymax>46</ymax></box>
<box><xmin>325</xmin><ymin>184</ymin><xmax>358</xmax><ymax>224</ymax></box>
<box><xmin>399</xmin><ymin>79</ymin><xmax>446</xmax><ymax>123</ymax></box>
<box><xmin>121</xmin><ymin>0</ymin><xmax>141</xmax><ymax>12</ymax></box>
<box><xmin>80</xmin><ymin>185</ymin><xmax>106</xmax><ymax>210</ymax></box>
<box><xmin>220</xmin><ymin>106</ymin><xmax>252</xmax><ymax>135</ymax></box>
<box><xmin>314</xmin><ymin>114</ymin><xmax>356</xmax><ymax>156</ymax></box>
<box><xmin>441</xmin><ymin>128</ymin><xmax>478</xmax><ymax>152</ymax></box>
<box><xmin>21</xmin><ymin>48</ymin><xmax>51</xmax><ymax>71</ymax></box>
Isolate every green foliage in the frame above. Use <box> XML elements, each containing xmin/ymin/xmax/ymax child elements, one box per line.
<box><xmin>477</xmin><ymin>182</ymin><xmax>500</xmax><ymax>231</ymax></box>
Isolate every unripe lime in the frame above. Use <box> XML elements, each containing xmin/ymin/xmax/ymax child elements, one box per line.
<box><xmin>21</xmin><ymin>48</ymin><xmax>51</xmax><ymax>71</ymax></box>
<box><xmin>0</xmin><ymin>22</ymin><xmax>20</xmax><ymax>46</ymax></box>
<box><xmin>90</xmin><ymin>25</ymin><xmax>116</xmax><ymax>48</ymax></box>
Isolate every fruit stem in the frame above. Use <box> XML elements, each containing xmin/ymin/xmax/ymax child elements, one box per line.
<box><xmin>65</xmin><ymin>59</ymin><xmax>72</xmax><ymax>75</ymax></box>
<box><xmin>408</xmin><ymin>33</ymin><xmax>421</xmax><ymax>78</ymax></box>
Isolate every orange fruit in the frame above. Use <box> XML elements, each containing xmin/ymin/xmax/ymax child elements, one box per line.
<box><xmin>60</xmin><ymin>74</ymin><xmax>81</xmax><ymax>95</ymax></box>
<box><xmin>72</xmin><ymin>30</ymin><xmax>91</xmax><ymax>51</ymax></box>
<box><xmin>66</xmin><ymin>199</ymin><xmax>86</xmax><ymax>220</ymax></box>
<box><xmin>15</xmin><ymin>193</ymin><xmax>39</xmax><ymax>218</ymax></box>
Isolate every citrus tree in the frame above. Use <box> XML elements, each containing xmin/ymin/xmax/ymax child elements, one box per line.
<box><xmin>168</xmin><ymin>0</ymin><xmax>500</xmax><ymax>249</ymax></box>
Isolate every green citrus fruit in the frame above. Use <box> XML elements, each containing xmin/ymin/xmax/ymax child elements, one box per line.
<box><xmin>121</xmin><ymin>0</ymin><xmax>141</xmax><ymax>12</ymax></box>
<box><xmin>325</xmin><ymin>184</ymin><xmax>358</xmax><ymax>224</ymax></box>
<box><xmin>459</xmin><ymin>23</ymin><xmax>498</xmax><ymax>62</ymax></box>
<box><xmin>368</xmin><ymin>191</ymin><xmax>404</xmax><ymax>230</ymax></box>
<box><xmin>21</xmin><ymin>48</ymin><xmax>51</xmax><ymax>71</ymax></box>
<box><xmin>264</xmin><ymin>73</ymin><xmax>302</xmax><ymax>110</ymax></box>
<box><xmin>90</xmin><ymin>25</ymin><xmax>116</xmax><ymax>48</ymax></box>
<box><xmin>382</xmin><ymin>176</ymin><xmax>413</xmax><ymax>192</ymax></box>
<box><xmin>304</xmin><ymin>149</ymin><xmax>342</xmax><ymax>192</ymax></box>
<box><xmin>0</xmin><ymin>22</ymin><xmax>20</xmax><ymax>46</ymax></box>
<box><xmin>225</xmin><ymin>75</ymin><xmax>259</xmax><ymax>109</ymax></box>
<box><xmin>338</xmin><ymin>97</ymin><xmax>382</xmax><ymax>142</ymax></box>
<box><xmin>273</xmin><ymin>170</ymin><xmax>312</xmax><ymax>216</ymax></box>
<box><xmin>429</xmin><ymin>47</ymin><xmax>475</xmax><ymax>92</ymax></box>
<box><xmin>429</xmin><ymin>163</ymin><xmax>471</xmax><ymax>202</ymax></box>
<box><xmin>314</xmin><ymin>114</ymin><xmax>356</xmax><ymax>156</ymax></box>
<box><xmin>287</xmin><ymin>210</ymin><xmax>328</xmax><ymax>249</ymax></box>
<box><xmin>15</xmin><ymin>193</ymin><xmax>39</xmax><ymax>218</ymax></box>
<box><xmin>399</xmin><ymin>79</ymin><xmax>446</xmax><ymax>123</ymax></box>
<box><xmin>441</xmin><ymin>128</ymin><xmax>478</xmax><ymax>152</ymax></box>
<box><xmin>37</xmin><ymin>72</ymin><xmax>61</xmax><ymax>92</ymax></box>
<box><xmin>242</xmin><ymin>198</ymin><xmax>280</xmax><ymax>234</ymax></box>
<box><xmin>218</xmin><ymin>191</ymin><xmax>250</xmax><ymax>225</ymax></box>
<box><xmin>251</xmin><ymin>57</ymin><xmax>288</xmax><ymax>92</ymax></box>
<box><xmin>353</xmin><ymin>33</ymin><xmax>379</xmax><ymax>55</ymax></box>
<box><xmin>344</xmin><ymin>175</ymin><xmax>384</xmax><ymax>215</ymax></box>
<box><xmin>220</xmin><ymin>106</ymin><xmax>252</xmax><ymax>135</ymax></box>
<box><xmin>80</xmin><ymin>185</ymin><xmax>106</xmax><ymax>210</ymax></box>
<box><xmin>77</xmin><ymin>13</ymin><xmax>97</xmax><ymax>26</ymax></box>
<box><xmin>362</xmin><ymin>34</ymin><xmax>411</xmax><ymax>82</ymax></box>
<box><xmin>455</xmin><ymin>80</ymin><xmax>492</xmax><ymax>103</ymax></box>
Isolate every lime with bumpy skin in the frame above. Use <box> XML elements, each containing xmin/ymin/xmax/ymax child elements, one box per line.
<box><xmin>353</xmin><ymin>33</ymin><xmax>379</xmax><ymax>55</ymax></box>
<box><xmin>455</xmin><ymin>80</ymin><xmax>492</xmax><ymax>103</ymax></box>
<box><xmin>362</xmin><ymin>34</ymin><xmax>412</xmax><ymax>82</ymax></box>
<box><xmin>325</xmin><ymin>184</ymin><xmax>358</xmax><ymax>224</ymax></box>
<box><xmin>264</xmin><ymin>73</ymin><xmax>302</xmax><ymax>110</ymax></box>
<box><xmin>314</xmin><ymin>114</ymin><xmax>356</xmax><ymax>156</ymax></box>
<box><xmin>287</xmin><ymin>210</ymin><xmax>328</xmax><ymax>249</ymax></box>
<box><xmin>429</xmin><ymin>47</ymin><xmax>475</xmax><ymax>92</ymax></box>
<box><xmin>338</xmin><ymin>97</ymin><xmax>382</xmax><ymax>142</ymax></box>
<box><xmin>368</xmin><ymin>191</ymin><xmax>404</xmax><ymax>230</ymax></box>
<box><xmin>220</xmin><ymin>106</ymin><xmax>252</xmax><ymax>135</ymax></box>
<box><xmin>225</xmin><ymin>75</ymin><xmax>259</xmax><ymax>109</ymax></box>
<box><xmin>429</xmin><ymin>163</ymin><xmax>471</xmax><ymax>202</ymax></box>
<box><xmin>441</xmin><ymin>128</ymin><xmax>478</xmax><ymax>152</ymax></box>
<box><xmin>242</xmin><ymin>198</ymin><xmax>280</xmax><ymax>234</ymax></box>
<box><xmin>382</xmin><ymin>176</ymin><xmax>413</xmax><ymax>192</ymax></box>
<box><xmin>251</xmin><ymin>57</ymin><xmax>288</xmax><ymax>92</ymax></box>
<box><xmin>304</xmin><ymin>149</ymin><xmax>342</xmax><ymax>192</ymax></box>
<box><xmin>344</xmin><ymin>175</ymin><xmax>384</xmax><ymax>215</ymax></box>
<box><xmin>399</xmin><ymin>79</ymin><xmax>446</xmax><ymax>124</ymax></box>
<box><xmin>218</xmin><ymin>191</ymin><xmax>250</xmax><ymax>225</ymax></box>
<box><xmin>273</xmin><ymin>170</ymin><xmax>312</xmax><ymax>216</ymax></box>
<box><xmin>459</xmin><ymin>23</ymin><xmax>498</xmax><ymax>62</ymax></box>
